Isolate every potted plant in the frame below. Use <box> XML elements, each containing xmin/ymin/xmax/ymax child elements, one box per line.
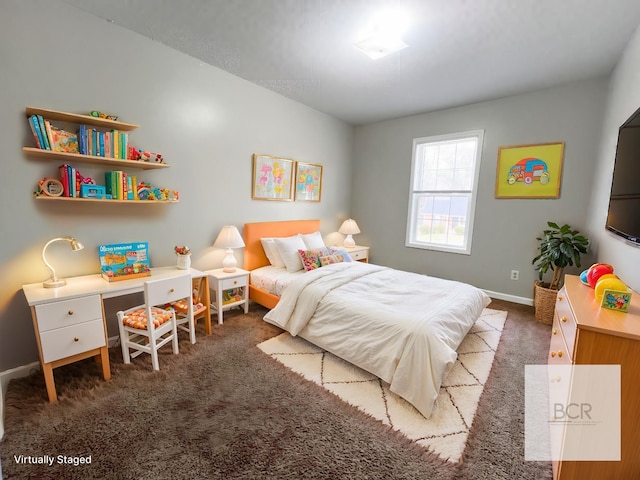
<box><xmin>532</xmin><ymin>222</ymin><xmax>589</xmax><ymax>324</ymax></box>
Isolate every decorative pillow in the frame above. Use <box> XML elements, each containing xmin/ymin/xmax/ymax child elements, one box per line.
<box><xmin>297</xmin><ymin>248</ymin><xmax>331</xmax><ymax>271</ymax></box>
<box><xmin>319</xmin><ymin>252</ymin><xmax>349</xmax><ymax>266</ymax></box>
<box><xmin>329</xmin><ymin>247</ymin><xmax>353</xmax><ymax>262</ymax></box>
<box><xmin>273</xmin><ymin>235</ymin><xmax>308</xmax><ymax>272</ymax></box>
<box><xmin>300</xmin><ymin>231</ymin><xmax>326</xmax><ymax>250</ymax></box>
<box><xmin>260</xmin><ymin>238</ymin><xmax>285</xmax><ymax>268</ymax></box>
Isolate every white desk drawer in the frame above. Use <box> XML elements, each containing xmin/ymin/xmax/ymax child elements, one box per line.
<box><xmin>40</xmin><ymin>319</ymin><xmax>106</xmax><ymax>363</ymax></box>
<box><xmin>35</xmin><ymin>295</ymin><xmax>102</xmax><ymax>332</ymax></box>
<box><xmin>220</xmin><ymin>276</ymin><xmax>247</xmax><ymax>291</ymax></box>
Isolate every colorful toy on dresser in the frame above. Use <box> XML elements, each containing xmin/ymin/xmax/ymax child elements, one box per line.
<box><xmin>579</xmin><ymin>263</ymin><xmax>632</xmax><ymax>312</ymax></box>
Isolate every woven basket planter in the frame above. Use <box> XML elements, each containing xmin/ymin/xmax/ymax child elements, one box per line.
<box><xmin>534</xmin><ymin>281</ymin><xmax>557</xmax><ymax>325</ymax></box>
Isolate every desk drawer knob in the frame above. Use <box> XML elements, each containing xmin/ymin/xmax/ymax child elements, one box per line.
<box><xmin>233</xmin><ymin>281</ymin><xmax>238</xmax><ymax>285</ymax></box>
<box><xmin>68</xmin><ymin>310</ymin><xmax>74</xmax><ymax>316</ymax></box>
<box><xmin>170</xmin><ymin>288</ymin><xmax>174</xmax><ymax>293</ymax></box>
<box><xmin>558</xmin><ymin>350</ymin><xmax>563</xmax><ymax>357</ymax></box>
<box><xmin>74</xmin><ymin>337</ymin><xmax>79</xmax><ymax>342</ymax></box>
<box><xmin>553</xmin><ymin>329</ymin><xmax>557</xmax><ymax>335</ymax></box>
<box><xmin>551</xmin><ymin>351</ymin><xmax>556</xmax><ymax>358</ymax></box>
<box><xmin>558</xmin><ymin>295</ymin><xmax>563</xmax><ymax>302</ymax></box>
<box><xmin>561</xmin><ymin>316</ymin><xmax>567</xmax><ymax>323</ymax></box>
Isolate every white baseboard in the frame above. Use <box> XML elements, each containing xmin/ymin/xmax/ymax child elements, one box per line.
<box><xmin>483</xmin><ymin>289</ymin><xmax>534</xmax><ymax>306</ymax></box>
<box><xmin>0</xmin><ymin>361</ymin><xmax>40</xmax><ymax>440</ymax></box>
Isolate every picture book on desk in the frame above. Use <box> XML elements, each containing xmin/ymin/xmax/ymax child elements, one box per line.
<box><xmin>98</xmin><ymin>242</ymin><xmax>151</xmax><ymax>282</ymax></box>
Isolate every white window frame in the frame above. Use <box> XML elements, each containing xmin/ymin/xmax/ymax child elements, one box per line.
<box><xmin>405</xmin><ymin>130</ymin><xmax>484</xmax><ymax>255</ymax></box>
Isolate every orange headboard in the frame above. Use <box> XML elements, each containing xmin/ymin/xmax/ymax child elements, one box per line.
<box><xmin>243</xmin><ymin>219</ymin><xmax>321</xmax><ymax>271</ymax></box>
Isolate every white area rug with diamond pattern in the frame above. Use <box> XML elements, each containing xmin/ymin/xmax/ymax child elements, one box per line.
<box><xmin>257</xmin><ymin>308</ymin><xmax>507</xmax><ymax>463</ymax></box>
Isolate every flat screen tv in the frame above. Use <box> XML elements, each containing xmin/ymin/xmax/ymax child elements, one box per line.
<box><xmin>606</xmin><ymin>106</ymin><xmax>640</xmax><ymax>247</ymax></box>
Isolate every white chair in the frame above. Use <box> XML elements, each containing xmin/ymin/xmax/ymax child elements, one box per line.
<box><xmin>168</xmin><ymin>280</ymin><xmax>197</xmax><ymax>345</ymax></box>
<box><xmin>117</xmin><ymin>273</ymin><xmax>192</xmax><ymax>371</ymax></box>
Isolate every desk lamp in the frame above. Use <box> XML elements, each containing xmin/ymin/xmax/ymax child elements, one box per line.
<box><xmin>338</xmin><ymin>219</ymin><xmax>361</xmax><ymax>248</ymax></box>
<box><xmin>42</xmin><ymin>236</ymin><xmax>84</xmax><ymax>288</ymax></box>
<box><xmin>213</xmin><ymin>226</ymin><xmax>245</xmax><ymax>272</ymax></box>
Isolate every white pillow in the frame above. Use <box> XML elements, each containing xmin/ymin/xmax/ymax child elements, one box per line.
<box><xmin>260</xmin><ymin>238</ymin><xmax>285</xmax><ymax>268</ymax></box>
<box><xmin>273</xmin><ymin>235</ymin><xmax>307</xmax><ymax>272</ymax></box>
<box><xmin>300</xmin><ymin>231</ymin><xmax>326</xmax><ymax>250</ymax></box>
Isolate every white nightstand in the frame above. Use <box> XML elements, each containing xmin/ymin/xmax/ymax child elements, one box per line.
<box><xmin>343</xmin><ymin>245</ymin><xmax>370</xmax><ymax>263</ymax></box>
<box><xmin>206</xmin><ymin>268</ymin><xmax>249</xmax><ymax>324</ymax></box>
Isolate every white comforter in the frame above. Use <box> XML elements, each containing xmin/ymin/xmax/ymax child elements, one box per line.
<box><xmin>263</xmin><ymin>262</ymin><xmax>490</xmax><ymax>418</ymax></box>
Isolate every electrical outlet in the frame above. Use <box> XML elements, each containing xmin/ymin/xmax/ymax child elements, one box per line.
<box><xmin>510</xmin><ymin>270</ymin><xmax>519</xmax><ymax>281</ymax></box>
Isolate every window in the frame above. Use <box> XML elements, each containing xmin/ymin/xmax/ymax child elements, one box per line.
<box><xmin>406</xmin><ymin>130</ymin><xmax>484</xmax><ymax>254</ymax></box>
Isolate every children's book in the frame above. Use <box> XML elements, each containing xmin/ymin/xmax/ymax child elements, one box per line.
<box><xmin>98</xmin><ymin>242</ymin><xmax>151</xmax><ymax>282</ymax></box>
<box><xmin>36</xmin><ymin>115</ymin><xmax>51</xmax><ymax>150</ymax></box>
<box><xmin>28</xmin><ymin>115</ymin><xmax>43</xmax><ymax>148</ymax></box>
<box><xmin>51</xmin><ymin>126</ymin><xmax>79</xmax><ymax>153</ymax></box>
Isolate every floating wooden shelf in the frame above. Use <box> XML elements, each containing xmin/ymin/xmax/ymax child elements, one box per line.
<box><xmin>34</xmin><ymin>196</ymin><xmax>178</xmax><ymax>204</ymax></box>
<box><xmin>26</xmin><ymin>107</ymin><xmax>139</xmax><ymax>131</ymax></box>
<box><xmin>23</xmin><ymin>147</ymin><xmax>170</xmax><ymax>170</ymax></box>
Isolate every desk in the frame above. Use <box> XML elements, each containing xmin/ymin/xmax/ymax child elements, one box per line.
<box><xmin>22</xmin><ymin>267</ymin><xmax>210</xmax><ymax>402</ymax></box>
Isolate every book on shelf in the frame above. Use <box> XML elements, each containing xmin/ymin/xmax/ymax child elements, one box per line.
<box><xmin>59</xmin><ymin>164</ymin><xmax>70</xmax><ymax>197</ymax></box>
<box><xmin>36</xmin><ymin>115</ymin><xmax>51</xmax><ymax>150</ymax></box>
<box><xmin>50</xmin><ymin>125</ymin><xmax>79</xmax><ymax>153</ymax></box>
<box><xmin>44</xmin><ymin>120</ymin><xmax>54</xmax><ymax>150</ymax></box>
<box><xmin>28</xmin><ymin>115</ymin><xmax>43</xmax><ymax>149</ymax></box>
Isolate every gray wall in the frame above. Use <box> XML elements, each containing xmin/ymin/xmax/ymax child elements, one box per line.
<box><xmin>0</xmin><ymin>0</ymin><xmax>353</xmax><ymax>371</ymax></box>
<box><xmin>587</xmin><ymin>24</ymin><xmax>640</xmax><ymax>293</ymax></box>
<box><xmin>352</xmin><ymin>78</ymin><xmax>607</xmax><ymax>301</ymax></box>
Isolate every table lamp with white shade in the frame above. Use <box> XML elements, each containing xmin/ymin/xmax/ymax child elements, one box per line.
<box><xmin>213</xmin><ymin>225</ymin><xmax>245</xmax><ymax>272</ymax></box>
<box><xmin>42</xmin><ymin>236</ymin><xmax>84</xmax><ymax>288</ymax></box>
<box><xmin>338</xmin><ymin>219</ymin><xmax>361</xmax><ymax>248</ymax></box>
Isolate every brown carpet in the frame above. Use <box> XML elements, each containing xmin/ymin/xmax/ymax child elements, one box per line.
<box><xmin>0</xmin><ymin>299</ymin><xmax>553</xmax><ymax>479</ymax></box>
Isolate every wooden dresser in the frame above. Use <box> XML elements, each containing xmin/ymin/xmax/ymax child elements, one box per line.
<box><xmin>550</xmin><ymin>274</ymin><xmax>640</xmax><ymax>479</ymax></box>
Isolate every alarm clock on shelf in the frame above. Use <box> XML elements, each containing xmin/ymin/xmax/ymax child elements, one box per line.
<box><xmin>37</xmin><ymin>178</ymin><xmax>64</xmax><ymax>197</ymax></box>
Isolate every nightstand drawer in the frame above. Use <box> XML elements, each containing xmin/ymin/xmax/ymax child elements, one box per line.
<box><xmin>35</xmin><ymin>295</ymin><xmax>102</xmax><ymax>332</ymax></box>
<box><xmin>220</xmin><ymin>276</ymin><xmax>247</xmax><ymax>290</ymax></box>
<box><xmin>349</xmin><ymin>250</ymin><xmax>368</xmax><ymax>261</ymax></box>
<box><xmin>40</xmin><ymin>319</ymin><xmax>106</xmax><ymax>363</ymax></box>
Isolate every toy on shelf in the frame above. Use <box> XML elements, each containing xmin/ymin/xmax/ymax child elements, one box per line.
<box><xmin>127</xmin><ymin>146</ymin><xmax>164</xmax><ymax>163</ymax></box>
<box><xmin>222</xmin><ymin>289</ymin><xmax>243</xmax><ymax>305</ymax></box>
<box><xmin>90</xmin><ymin>110</ymin><xmax>118</xmax><ymax>121</ymax></box>
<box><xmin>137</xmin><ymin>181</ymin><xmax>178</xmax><ymax>201</ymax></box>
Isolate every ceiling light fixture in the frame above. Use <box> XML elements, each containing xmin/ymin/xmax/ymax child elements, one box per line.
<box><xmin>354</xmin><ymin>8</ymin><xmax>409</xmax><ymax>60</ymax></box>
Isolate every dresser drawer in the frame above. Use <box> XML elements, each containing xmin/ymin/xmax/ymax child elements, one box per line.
<box><xmin>549</xmin><ymin>315</ymin><xmax>572</xmax><ymax>365</ymax></box>
<box><xmin>220</xmin><ymin>276</ymin><xmax>247</xmax><ymax>291</ymax></box>
<box><xmin>40</xmin><ymin>318</ymin><xmax>106</xmax><ymax>363</ymax></box>
<box><xmin>35</xmin><ymin>295</ymin><xmax>102</xmax><ymax>332</ymax></box>
<box><xmin>554</xmin><ymin>289</ymin><xmax>576</xmax><ymax>360</ymax></box>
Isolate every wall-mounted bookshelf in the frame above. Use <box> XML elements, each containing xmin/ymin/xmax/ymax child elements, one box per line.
<box><xmin>25</xmin><ymin>107</ymin><xmax>178</xmax><ymax>203</ymax></box>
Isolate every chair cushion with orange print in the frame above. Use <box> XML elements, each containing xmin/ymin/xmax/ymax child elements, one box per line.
<box><xmin>170</xmin><ymin>299</ymin><xmax>203</xmax><ymax>315</ymax></box>
<box><xmin>121</xmin><ymin>307</ymin><xmax>174</xmax><ymax>330</ymax></box>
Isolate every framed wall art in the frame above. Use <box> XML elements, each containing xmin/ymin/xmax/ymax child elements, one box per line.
<box><xmin>252</xmin><ymin>154</ymin><xmax>294</xmax><ymax>201</ymax></box>
<box><xmin>295</xmin><ymin>162</ymin><xmax>323</xmax><ymax>202</ymax></box>
<box><xmin>495</xmin><ymin>142</ymin><xmax>565</xmax><ymax>198</ymax></box>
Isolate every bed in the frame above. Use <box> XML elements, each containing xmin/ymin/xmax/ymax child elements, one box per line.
<box><xmin>243</xmin><ymin>220</ymin><xmax>490</xmax><ymax>418</ymax></box>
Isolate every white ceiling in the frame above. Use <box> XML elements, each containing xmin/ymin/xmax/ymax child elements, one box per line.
<box><xmin>63</xmin><ymin>0</ymin><xmax>640</xmax><ymax>125</ymax></box>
